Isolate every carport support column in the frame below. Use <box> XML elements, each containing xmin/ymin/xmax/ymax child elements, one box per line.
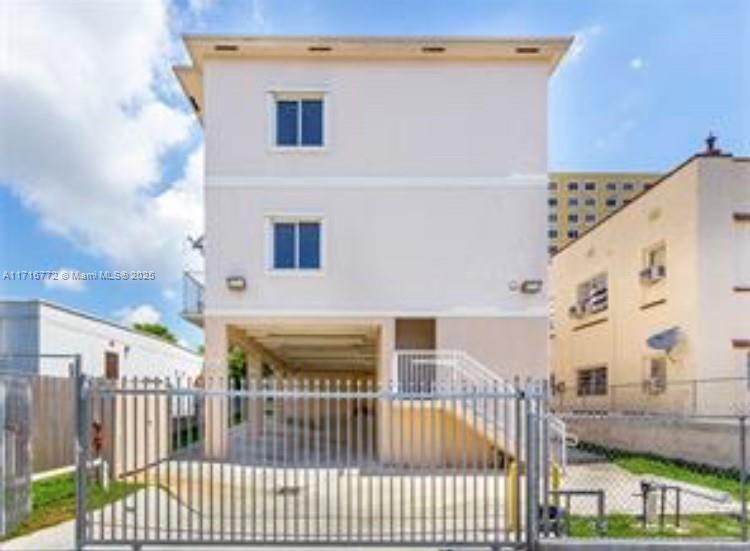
<box><xmin>204</xmin><ymin>318</ymin><xmax>229</xmax><ymax>459</ymax></box>
<box><xmin>377</xmin><ymin>319</ymin><xmax>396</xmax><ymax>463</ymax></box>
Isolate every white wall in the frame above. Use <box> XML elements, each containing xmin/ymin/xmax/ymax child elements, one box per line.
<box><xmin>200</xmin><ymin>54</ymin><xmax>551</xmax><ymax>379</ymax></box>
<box><xmin>0</xmin><ymin>301</ymin><xmax>39</xmax><ymax>373</ymax></box>
<box><xmin>205</xmin><ymin>183</ymin><xmax>548</xmax><ymax>317</ymax></box>
<box><xmin>203</xmin><ymin>58</ymin><xmax>549</xmax><ymax>179</ymax></box>
<box><xmin>0</xmin><ymin>301</ymin><xmax>202</xmax><ymax>380</ymax></box>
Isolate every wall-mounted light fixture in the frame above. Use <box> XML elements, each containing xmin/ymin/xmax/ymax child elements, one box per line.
<box><xmin>520</xmin><ymin>279</ymin><xmax>543</xmax><ymax>294</ymax></box>
<box><xmin>226</xmin><ymin>276</ymin><xmax>247</xmax><ymax>291</ymax></box>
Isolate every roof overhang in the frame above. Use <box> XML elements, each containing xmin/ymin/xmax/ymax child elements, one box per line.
<box><xmin>174</xmin><ymin>34</ymin><xmax>573</xmax><ymax>120</ymax></box>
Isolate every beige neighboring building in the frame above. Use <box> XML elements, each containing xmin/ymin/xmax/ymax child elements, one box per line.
<box><xmin>547</xmin><ymin>172</ymin><xmax>661</xmax><ymax>254</ymax></box>
<box><xmin>550</xmin><ymin>143</ymin><xmax>750</xmax><ymax>415</ymax></box>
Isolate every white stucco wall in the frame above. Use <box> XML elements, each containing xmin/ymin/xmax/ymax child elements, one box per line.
<box><xmin>199</xmin><ymin>53</ymin><xmax>553</xmax><ymax>381</ymax></box>
<box><xmin>0</xmin><ymin>301</ymin><xmax>202</xmax><ymax>380</ymax></box>
<box><xmin>203</xmin><ymin>58</ymin><xmax>549</xmax><ymax>179</ymax></box>
<box><xmin>204</xmin><ymin>183</ymin><xmax>548</xmax><ymax>317</ymax></box>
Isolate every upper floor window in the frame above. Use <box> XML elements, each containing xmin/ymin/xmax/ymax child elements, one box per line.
<box><xmin>641</xmin><ymin>242</ymin><xmax>667</xmax><ymax>283</ymax></box>
<box><xmin>568</xmin><ymin>181</ymin><xmax>579</xmax><ymax>191</ymax></box>
<box><xmin>275</xmin><ymin>95</ymin><xmax>324</xmax><ymax>147</ymax></box>
<box><xmin>568</xmin><ymin>198</ymin><xmax>579</xmax><ymax>207</ymax></box>
<box><xmin>585</xmin><ymin>197</ymin><xmax>597</xmax><ymax>207</ymax></box>
<box><xmin>571</xmin><ymin>272</ymin><xmax>608</xmax><ymax>318</ymax></box>
<box><xmin>269</xmin><ymin>218</ymin><xmax>323</xmax><ymax>271</ymax></box>
<box><xmin>623</xmin><ymin>182</ymin><xmax>635</xmax><ymax>191</ymax></box>
<box><xmin>606</xmin><ymin>182</ymin><xmax>618</xmax><ymax>191</ymax></box>
<box><xmin>584</xmin><ymin>181</ymin><xmax>596</xmax><ymax>191</ymax></box>
<box><xmin>548</xmin><ymin>181</ymin><xmax>558</xmax><ymax>191</ymax></box>
<box><xmin>548</xmin><ymin>198</ymin><xmax>558</xmax><ymax>207</ymax></box>
<box><xmin>606</xmin><ymin>197</ymin><xmax>618</xmax><ymax>208</ymax></box>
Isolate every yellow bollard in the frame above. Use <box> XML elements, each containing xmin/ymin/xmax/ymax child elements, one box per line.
<box><xmin>551</xmin><ymin>463</ymin><xmax>562</xmax><ymax>507</ymax></box>
<box><xmin>505</xmin><ymin>460</ymin><xmax>518</xmax><ymax>531</ymax></box>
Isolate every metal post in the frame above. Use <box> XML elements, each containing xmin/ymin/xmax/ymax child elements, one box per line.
<box><xmin>73</xmin><ymin>355</ymin><xmax>87</xmax><ymax>551</ymax></box>
<box><xmin>540</xmin><ymin>382</ymin><xmax>550</xmax><ymax>538</ymax></box>
<box><xmin>692</xmin><ymin>380</ymin><xmax>698</xmax><ymax>415</ymax></box>
<box><xmin>740</xmin><ymin>415</ymin><xmax>747</xmax><ymax>542</ymax></box>
<box><xmin>525</xmin><ymin>382</ymin><xmax>539</xmax><ymax>549</ymax></box>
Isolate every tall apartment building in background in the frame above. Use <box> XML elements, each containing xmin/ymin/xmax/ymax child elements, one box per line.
<box><xmin>548</xmin><ymin>172</ymin><xmax>661</xmax><ymax>253</ymax></box>
<box><xmin>550</xmin><ymin>143</ymin><xmax>750</xmax><ymax>416</ymax></box>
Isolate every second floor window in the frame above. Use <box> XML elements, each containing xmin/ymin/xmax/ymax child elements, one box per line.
<box><xmin>275</xmin><ymin>96</ymin><xmax>324</xmax><ymax>147</ymax></box>
<box><xmin>271</xmin><ymin>219</ymin><xmax>322</xmax><ymax>270</ymax></box>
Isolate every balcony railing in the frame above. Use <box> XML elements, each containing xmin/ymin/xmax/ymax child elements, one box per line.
<box><xmin>182</xmin><ymin>270</ymin><xmax>204</xmax><ymax>321</ymax></box>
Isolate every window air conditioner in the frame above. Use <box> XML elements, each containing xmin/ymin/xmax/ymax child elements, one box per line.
<box><xmin>640</xmin><ymin>265</ymin><xmax>666</xmax><ymax>283</ymax></box>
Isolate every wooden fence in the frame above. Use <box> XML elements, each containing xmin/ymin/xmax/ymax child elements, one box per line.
<box><xmin>31</xmin><ymin>376</ymin><xmax>75</xmax><ymax>473</ymax></box>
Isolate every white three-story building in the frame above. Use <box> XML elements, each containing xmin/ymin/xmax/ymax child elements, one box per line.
<box><xmin>177</xmin><ymin>35</ymin><xmax>570</xmax><ymax>393</ymax></box>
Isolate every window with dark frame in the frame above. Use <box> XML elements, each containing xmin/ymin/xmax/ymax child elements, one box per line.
<box><xmin>577</xmin><ymin>366</ymin><xmax>608</xmax><ymax>396</ymax></box>
<box><xmin>272</xmin><ymin>220</ymin><xmax>322</xmax><ymax>270</ymax></box>
<box><xmin>275</xmin><ymin>98</ymin><xmax>324</xmax><ymax>147</ymax></box>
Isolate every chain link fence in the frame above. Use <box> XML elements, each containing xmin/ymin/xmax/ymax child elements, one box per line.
<box><xmin>0</xmin><ymin>373</ymin><xmax>33</xmax><ymax>538</ymax></box>
<box><xmin>541</xmin><ymin>411</ymin><xmax>749</xmax><ymax>542</ymax></box>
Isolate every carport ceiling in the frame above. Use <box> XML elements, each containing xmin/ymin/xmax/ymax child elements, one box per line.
<box><xmin>242</xmin><ymin>324</ymin><xmax>378</xmax><ymax>373</ymax></box>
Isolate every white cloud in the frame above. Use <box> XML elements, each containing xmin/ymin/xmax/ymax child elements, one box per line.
<box><xmin>564</xmin><ymin>24</ymin><xmax>604</xmax><ymax>65</ymax></box>
<box><xmin>187</xmin><ymin>0</ymin><xmax>216</xmax><ymax>13</ymax></box>
<box><xmin>629</xmin><ymin>57</ymin><xmax>645</xmax><ymax>70</ymax></box>
<box><xmin>162</xmin><ymin>287</ymin><xmax>178</xmax><ymax>301</ymax></box>
<box><xmin>42</xmin><ymin>268</ymin><xmax>85</xmax><ymax>292</ymax></box>
<box><xmin>0</xmin><ymin>1</ymin><xmax>202</xmax><ymax>283</ymax></box>
<box><xmin>250</xmin><ymin>0</ymin><xmax>269</xmax><ymax>31</ymax></box>
<box><xmin>115</xmin><ymin>304</ymin><xmax>162</xmax><ymax>327</ymax></box>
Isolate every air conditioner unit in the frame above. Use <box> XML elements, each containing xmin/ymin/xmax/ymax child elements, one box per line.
<box><xmin>641</xmin><ymin>378</ymin><xmax>666</xmax><ymax>395</ymax></box>
<box><xmin>640</xmin><ymin>265</ymin><xmax>666</xmax><ymax>283</ymax></box>
<box><xmin>568</xmin><ymin>303</ymin><xmax>586</xmax><ymax>319</ymax></box>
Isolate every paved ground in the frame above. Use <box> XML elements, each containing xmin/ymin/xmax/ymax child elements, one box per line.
<box><xmin>2</xmin><ymin>460</ymin><xmax>741</xmax><ymax>550</ymax></box>
<box><xmin>562</xmin><ymin>463</ymin><xmax>738</xmax><ymax>516</ymax></box>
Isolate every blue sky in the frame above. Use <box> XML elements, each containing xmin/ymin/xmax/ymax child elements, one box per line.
<box><xmin>0</xmin><ymin>0</ymin><xmax>747</xmax><ymax>349</ymax></box>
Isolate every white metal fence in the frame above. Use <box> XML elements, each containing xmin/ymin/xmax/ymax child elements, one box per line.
<box><xmin>75</xmin><ymin>371</ymin><xmax>549</xmax><ymax>549</ymax></box>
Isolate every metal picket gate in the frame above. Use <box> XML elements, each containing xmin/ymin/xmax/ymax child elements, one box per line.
<box><xmin>74</xmin><ymin>369</ymin><xmax>546</xmax><ymax>550</ymax></box>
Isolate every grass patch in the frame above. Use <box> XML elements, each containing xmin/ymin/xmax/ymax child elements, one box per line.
<box><xmin>1</xmin><ymin>473</ymin><xmax>141</xmax><ymax>541</ymax></box>
<box><xmin>578</xmin><ymin>442</ymin><xmax>744</xmax><ymax>499</ymax></box>
<box><xmin>569</xmin><ymin>513</ymin><xmax>745</xmax><ymax>539</ymax></box>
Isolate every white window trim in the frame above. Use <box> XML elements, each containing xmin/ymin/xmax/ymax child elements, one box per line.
<box><xmin>267</xmin><ymin>90</ymin><xmax>330</xmax><ymax>153</ymax></box>
<box><xmin>264</xmin><ymin>214</ymin><xmax>326</xmax><ymax>276</ymax></box>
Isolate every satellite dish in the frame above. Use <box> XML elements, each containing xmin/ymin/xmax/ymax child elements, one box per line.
<box><xmin>647</xmin><ymin>327</ymin><xmax>681</xmax><ymax>351</ymax></box>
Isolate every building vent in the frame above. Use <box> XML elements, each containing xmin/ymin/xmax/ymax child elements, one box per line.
<box><xmin>421</xmin><ymin>46</ymin><xmax>446</xmax><ymax>53</ymax></box>
<box><xmin>308</xmin><ymin>46</ymin><xmax>332</xmax><ymax>52</ymax></box>
<box><xmin>516</xmin><ymin>46</ymin><xmax>540</xmax><ymax>54</ymax></box>
<box><xmin>214</xmin><ymin>44</ymin><xmax>238</xmax><ymax>52</ymax></box>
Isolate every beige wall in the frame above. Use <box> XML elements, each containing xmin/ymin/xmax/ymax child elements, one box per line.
<box><xmin>380</xmin><ymin>403</ymin><xmax>502</xmax><ymax>468</ymax></box>
<box><xmin>437</xmin><ymin>317</ymin><xmax>549</xmax><ymax>380</ymax></box>
<box><xmin>551</xmin><ymin>156</ymin><xmax>750</xmax><ymax>414</ymax></box>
